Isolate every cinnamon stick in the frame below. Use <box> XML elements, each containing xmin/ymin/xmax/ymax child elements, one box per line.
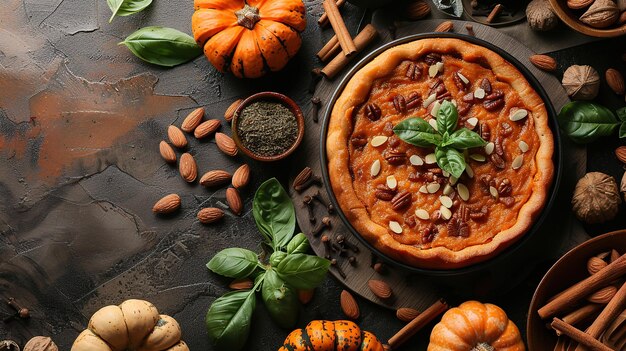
<box><xmin>574</xmin><ymin>282</ymin><xmax>626</xmax><ymax>351</ymax></box>
<box><xmin>486</xmin><ymin>4</ymin><xmax>503</xmax><ymax>23</ymax></box>
<box><xmin>387</xmin><ymin>299</ymin><xmax>448</xmax><ymax>349</ymax></box>
<box><xmin>321</xmin><ymin>24</ymin><xmax>378</xmax><ymax>80</ymax></box>
<box><xmin>317</xmin><ymin>35</ymin><xmax>341</xmax><ymax>62</ymax></box>
<box><xmin>318</xmin><ymin>0</ymin><xmax>346</xmax><ymax>27</ymax></box>
<box><xmin>538</xmin><ymin>253</ymin><xmax>626</xmax><ymax>319</ymax></box>
<box><xmin>563</xmin><ymin>304</ymin><xmax>603</xmax><ymax>327</ymax></box>
<box><xmin>322</xmin><ymin>0</ymin><xmax>356</xmax><ymax>57</ymax></box>
<box><xmin>551</xmin><ymin>318</ymin><xmax>613</xmax><ymax>351</ymax></box>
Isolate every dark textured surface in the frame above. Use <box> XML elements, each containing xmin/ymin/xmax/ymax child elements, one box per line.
<box><xmin>0</xmin><ymin>1</ymin><xmax>625</xmax><ymax>351</ymax></box>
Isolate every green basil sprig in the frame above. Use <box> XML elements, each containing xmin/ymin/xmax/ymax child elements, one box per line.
<box><xmin>558</xmin><ymin>102</ymin><xmax>626</xmax><ymax>144</ymax></box>
<box><xmin>393</xmin><ymin>101</ymin><xmax>486</xmax><ymax>178</ymax></box>
<box><xmin>107</xmin><ymin>0</ymin><xmax>153</xmax><ymax>22</ymax></box>
<box><xmin>205</xmin><ymin>179</ymin><xmax>330</xmax><ymax>351</ymax></box>
<box><xmin>119</xmin><ymin>26</ymin><xmax>202</xmax><ymax>67</ymax></box>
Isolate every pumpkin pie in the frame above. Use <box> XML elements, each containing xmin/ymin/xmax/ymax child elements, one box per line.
<box><xmin>326</xmin><ymin>38</ymin><xmax>554</xmax><ymax>269</ymax></box>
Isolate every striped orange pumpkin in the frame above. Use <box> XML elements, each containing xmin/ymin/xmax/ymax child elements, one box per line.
<box><xmin>279</xmin><ymin>320</ymin><xmax>385</xmax><ymax>351</ymax></box>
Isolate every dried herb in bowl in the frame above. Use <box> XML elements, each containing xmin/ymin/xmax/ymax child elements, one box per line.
<box><xmin>236</xmin><ymin>101</ymin><xmax>298</xmax><ymax>157</ymax></box>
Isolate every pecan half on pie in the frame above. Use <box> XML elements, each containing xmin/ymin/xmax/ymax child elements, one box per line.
<box><xmin>326</xmin><ymin>38</ymin><xmax>554</xmax><ymax>269</ymax></box>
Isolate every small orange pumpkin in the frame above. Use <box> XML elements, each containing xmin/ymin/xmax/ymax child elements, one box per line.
<box><xmin>428</xmin><ymin>301</ymin><xmax>525</xmax><ymax>351</ymax></box>
<box><xmin>191</xmin><ymin>0</ymin><xmax>306</xmax><ymax>78</ymax></box>
<box><xmin>279</xmin><ymin>320</ymin><xmax>385</xmax><ymax>351</ymax></box>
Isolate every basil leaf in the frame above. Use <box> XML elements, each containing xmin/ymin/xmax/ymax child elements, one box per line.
<box><xmin>436</xmin><ymin>101</ymin><xmax>458</xmax><ymax>135</ymax></box>
<box><xmin>443</xmin><ymin>128</ymin><xmax>487</xmax><ymax>149</ymax></box>
<box><xmin>393</xmin><ymin>118</ymin><xmax>442</xmax><ymax>147</ymax></box>
<box><xmin>120</xmin><ymin>27</ymin><xmax>202</xmax><ymax>67</ymax></box>
<box><xmin>206</xmin><ymin>290</ymin><xmax>256</xmax><ymax>351</ymax></box>
<box><xmin>275</xmin><ymin>254</ymin><xmax>330</xmax><ymax>290</ymax></box>
<box><xmin>287</xmin><ymin>233</ymin><xmax>310</xmax><ymax>255</ymax></box>
<box><xmin>269</xmin><ymin>251</ymin><xmax>287</xmax><ymax>267</ymax></box>
<box><xmin>617</xmin><ymin>107</ymin><xmax>626</xmax><ymax>122</ymax></box>
<box><xmin>207</xmin><ymin>248</ymin><xmax>259</xmax><ymax>279</ymax></box>
<box><xmin>435</xmin><ymin>146</ymin><xmax>466</xmax><ymax>178</ymax></box>
<box><xmin>253</xmin><ymin>178</ymin><xmax>295</xmax><ymax>250</ymax></box>
<box><xmin>107</xmin><ymin>0</ymin><xmax>152</xmax><ymax>22</ymax></box>
<box><xmin>558</xmin><ymin>101</ymin><xmax>619</xmax><ymax>144</ymax></box>
<box><xmin>620</xmin><ymin>123</ymin><xmax>626</xmax><ymax>139</ymax></box>
<box><xmin>261</xmin><ymin>270</ymin><xmax>298</xmax><ymax>329</ymax></box>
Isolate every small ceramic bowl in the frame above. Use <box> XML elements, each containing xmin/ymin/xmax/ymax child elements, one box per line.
<box><xmin>548</xmin><ymin>0</ymin><xmax>626</xmax><ymax>38</ymax></box>
<box><xmin>231</xmin><ymin>92</ymin><xmax>305</xmax><ymax>162</ymax></box>
<box><xmin>527</xmin><ymin>230</ymin><xmax>626</xmax><ymax>350</ymax></box>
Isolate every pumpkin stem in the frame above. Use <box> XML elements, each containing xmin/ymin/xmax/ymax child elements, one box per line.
<box><xmin>471</xmin><ymin>343</ymin><xmax>495</xmax><ymax>351</ymax></box>
<box><xmin>236</xmin><ymin>4</ymin><xmax>261</xmax><ymax>30</ymax></box>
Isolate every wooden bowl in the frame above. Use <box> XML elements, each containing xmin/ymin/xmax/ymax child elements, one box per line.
<box><xmin>231</xmin><ymin>92</ymin><xmax>305</xmax><ymax>162</ymax></box>
<box><xmin>527</xmin><ymin>230</ymin><xmax>626</xmax><ymax>350</ymax></box>
<box><xmin>548</xmin><ymin>0</ymin><xmax>626</xmax><ymax>37</ymax></box>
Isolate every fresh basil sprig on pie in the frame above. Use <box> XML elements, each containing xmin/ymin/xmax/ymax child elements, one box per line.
<box><xmin>393</xmin><ymin>100</ymin><xmax>486</xmax><ymax>178</ymax></box>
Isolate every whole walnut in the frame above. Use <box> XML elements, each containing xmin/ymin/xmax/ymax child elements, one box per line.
<box><xmin>580</xmin><ymin>0</ymin><xmax>619</xmax><ymax>28</ymax></box>
<box><xmin>562</xmin><ymin>65</ymin><xmax>601</xmax><ymax>100</ymax></box>
<box><xmin>621</xmin><ymin>172</ymin><xmax>626</xmax><ymax>201</ymax></box>
<box><xmin>572</xmin><ymin>172</ymin><xmax>621</xmax><ymax>224</ymax></box>
<box><xmin>527</xmin><ymin>0</ymin><xmax>559</xmax><ymax>31</ymax></box>
<box><xmin>24</xmin><ymin>336</ymin><xmax>58</xmax><ymax>351</ymax></box>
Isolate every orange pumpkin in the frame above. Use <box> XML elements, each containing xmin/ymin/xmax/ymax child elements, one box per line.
<box><xmin>191</xmin><ymin>0</ymin><xmax>306</xmax><ymax>78</ymax></box>
<box><xmin>279</xmin><ymin>320</ymin><xmax>385</xmax><ymax>351</ymax></box>
<box><xmin>428</xmin><ymin>301</ymin><xmax>525</xmax><ymax>351</ymax></box>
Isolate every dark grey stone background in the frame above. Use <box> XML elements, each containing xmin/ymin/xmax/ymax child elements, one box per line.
<box><xmin>0</xmin><ymin>0</ymin><xmax>625</xmax><ymax>350</ymax></box>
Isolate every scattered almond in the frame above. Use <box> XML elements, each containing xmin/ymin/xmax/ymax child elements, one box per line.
<box><xmin>434</xmin><ymin>21</ymin><xmax>453</xmax><ymax>32</ymax></box>
<box><xmin>229</xmin><ymin>278</ymin><xmax>253</xmax><ymax>290</ymax></box>
<box><xmin>587</xmin><ymin>256</ymin><xmax>608</xmax><ymax>275</ymax></box>
<box><xmin>168</xmin><ymin>125</ymin><xmax>187</xmax><ymax>149</ymax></box>
<box><xmin>611</xmin><ymin>249</ymin><xmax>621</xmax><ymax>262</ymax></box>
<box><xmin>340</xmin><ymin>290</ymin><xmax>360</xmax><ymax>319</ymax></box>
<box><xmin>226</xmin><ymin>187</ymin><xmax>243</xmax><ymax>215</ymax></box>
<box><xmin>152</xmin><ymin>194</ymin><xmax>181</xmax><ymax>214</ymax></box>
<box><xmin>530</xmin><ymin>54</ymin><xmax>557</xmax><ymax>72</ymax></box>
<box><xmin>396</xmin><ymin>307</ymin><xmax>420</xmax><ymax>322</ymax></box>
<box><xmin>159</xmin><ymin>141</ymin><xmax>176</xmax><ymax>163</ymax></box>
<box><xmin>406</xmin><ymin>0</ymin><xmax>431</xmax><ymax>20</ymax></box>
<box><xmin>194</xmin><ymin>119</ymin><xmax>221</xmax><ymax>139</ymax></box>
<box><xmin>232</xmin><ymin>164</ymin><xmax>251</xmax><ymax>189</ymax></box>
<box><xmin>179</xmin><ymin>153</ymin><xmax>198</xmax><ymax>183</ymax></box>
<box><xmin>216</xmin><ymin>132</ymin><xmax>238</xmax><ymax>156</ymax></box>
<box><xmin>615</xmin><ymin>146</ymin><xmax>626</xmax><ymax>164</ymax></box>
<box><xmin>181</xmin><ymin>107</ymin><xmax>204</xmax><ymax>132</ymax></box>
<box><xmin>200</xmin><ymin>170</ymin><xmax>232</xmax><ymax>187</ymax></box>
<box><xmin>606</xmin><ymin>68</ymin><xmax>625</xmax><ymax>95</ymax></box>
<box><xmin>368</xmin><ymin>279</ymin><xmax>392</xmax><ymax>299</ymax></box>
<box><xmin>587</xmin><ymin>285</ymin><xmax>617</xmax><ymax>304</ymax></box>
<box><xmin>298</xmin><ymin>289</ymin><xmax>315</xmax><ymax>304</ymax></box>
<box><xmin>197</xmin><ymin>207</ymin><xmax>224</xmax><ymax>224</ymax></box>
<box><xmin>224</xmin><ymin>98</ymin><xmax>243</xmax><ymax>122</ymax></box>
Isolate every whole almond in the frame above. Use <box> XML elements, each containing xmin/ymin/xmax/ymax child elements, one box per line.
<box><xmin>179</xmin><ymin>153</ymin><xmax>198</xmax><ymax>183</ymax></box>
<box><xmin>434</xmin><ymin>21</ymin><xmax>454</xmax><ymax>32</ymax></box>
<box><xmin>225</xmin><ymin>98</ymin><xmax>243</xmax><ymax>122</ymax></box>
<box><xmin>298</xmin><ymin>289</ymin><xmax>314</xmax><ymax>304</ymax></box>
<box><xmin>606</xmin><ymin>68</ymin><xmax>625</xmax><ymax>95</ymax></box>
<box><xmin>406</xmin><ymin>0</ymin><xmax>431</xmax><ymax>20</ymax></box>
<box><xmin>587</xmin><ymin>285</ymin><xmax>617</xmax><ymax>304</ymax></box>
<box><xmin>159</xmin><ymin>141</ymin><xmax>177</xmax><ymax>163</ymax></box>
<box><xmin>232</xmin><ymin>164</ymin><xmax>251</xmax><ymax>189</ymax></box>
<box><xmin>615</xmin><ymin>146</ymin><xmax>626</xmax><ymax>164</ymax></box>
<box><xmin>567</xmin><ymin>0</ymin><xmax>594</xmax><ymax>9</ymax></box>
<box><xmin>153</xmin><ymin>194</ymin><xmax>181</xmax><ymax>214</ymax></box>
<box><xmin>229</xmin><ymin>278</ymin><xmax>253</xmax><ymax>290</ymax></box>
<box><xmin>197</xmin><ymin>207</ymin><xmax>224</xmax><ymax>224</ymax></box>
<box><xmin>181</xmin><ymin>107</ymin><xmax>204</xmax><ymax>132</ymax></box>
<box><xmin>587</xmin><ymin>256</ymin><xmax>608</xmax><ymax>275</ymax></box>
<box><xmin>621</xmin><ymin>11</ymin><xmax>626</xmax><ymax>24</ymax></box>
<box><xmin>368</xmin><ymin>279</ymin><xmax>392</xmax><ymax>299</ymax></box>
<box><xmin>530</xmin><ymin>54</ymin><xmax>557</xmax><ymax>72</ymax></box>
<box><xmin>200</xmin><ymin>170</ymin><xmax>232</xmax><ymax>187</ymax></box>
<box><xmin>194</xmin><ymin>119</ymin><xmax>221</xmax><ymax>139</ymax></box>
<box><xmin>216</xmin><ymin>133</ymin><xmax>238</xmax><ymax>156</ymax></box>
<box><xmin>226</xmin><ymin>187</ymin><xmax>243</xmax><ymax>215</ymax></box>
<box><xmin>168</xmin><ymin>125</ymin><xmax>187</xmax><ymax>149</ymax></box>
<box><xmin>611</xmin><ymin>249</ymin><xmax>621</xmax><ymax>262</ymax></box>
<box><xmin>396</xmin><ymin>307</ymin><xmax>420</xmax><ymax>322</ymax></box>
<box><xmin>340</xmin><ymin>290</ymin><xmax>360</xmax><ymax>319</ymax></box>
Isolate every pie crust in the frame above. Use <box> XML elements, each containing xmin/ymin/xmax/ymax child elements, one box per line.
<box><xmin>326</xmin><ymin>38</ymin><xmax>554</xmax><ymax>269</ymax></box>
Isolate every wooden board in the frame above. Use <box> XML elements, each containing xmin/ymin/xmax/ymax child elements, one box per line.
<box><xmin>288</xmin><ymin>19</ymin><xmax>578</xmax><ymax>312</ymax></box>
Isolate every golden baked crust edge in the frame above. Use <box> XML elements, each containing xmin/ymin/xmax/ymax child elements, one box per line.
<box><xmin>326</xmin><ymin>38</ymin><xmax>554</xmax><ymax>269</ymax></box>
